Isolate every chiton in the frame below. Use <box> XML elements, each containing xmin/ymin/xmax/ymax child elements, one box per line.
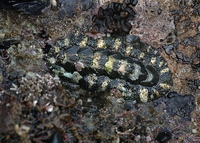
<box><xmin>46</xmin><ymin>34</ymin><xmax>173</xmax><ymax>102</ymax></box>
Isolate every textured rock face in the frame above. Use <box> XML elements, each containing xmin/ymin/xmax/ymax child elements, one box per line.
<box><xmin>0</xmin><ymin>0</ymin><xmax>200</xmax><ymax>142</ymax></box>
<box><xmin>58</xmin><ymin>0</ymin><xmax>97</xmax><ymax>18</ymax></box>
<box><xmin>129</xmin><ymin>0</ymin><xmax>176</xmax><ymax>48</ymax></box>
<box><xmin>165</xmin><ymin>91</ymin><xmax>196</xmax><ymax>121</ymax></box>
<box><xmin>0</xmin><ymin>0</ymin><xmax>97</xmax><ymax>16</ymax></box>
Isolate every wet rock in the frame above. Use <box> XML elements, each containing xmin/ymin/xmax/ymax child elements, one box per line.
<box><xmin>48</xmin><ymin>131</ymin><xmax>64</xmax><ymax>143</ymax></box>
<box><xmin>156</xmin><ymin>128</ymin><xmax>172</xmax><ymax>143</ymax></box>
<box><xmin>165</xmin><ymin>91</ymin><xmax>196</xmax><ymax>121</ymax></box>
<box><xmin>0</xmin><ymin>0</ymin><xmax>50</xmax><ymax>15</ymax></box>
<box><xmin>192</xmin><ymin>48</ymin><xmax>200</xmax><ymax>71</ymax></box>
<box><xmin>124</xmin><ymin>100</ymin><xmax>135</xmax><ymax>111</ymax></box>
<box><xmin>126</xmin><ymin>34</ymin><xmax>140</xmax><ymax>43</ymax></box>
<box><xmin>163</xmin><ymin>41</ymin><xmax>178</xmax><ymax>55</ymax></box>
<box><xmin>187</xmin><ymin>79</ymin><xmax>200</xmax><ymax>91</ymax></box>
<box><xmin>38</xmin><ymin>30</ymin><xmax>49</xmax><ymax>39</ymax></box>
<box><xmin>58</xmin><ymin>0</ymin><xmax>96</xmax><ymax>18</ymax></box>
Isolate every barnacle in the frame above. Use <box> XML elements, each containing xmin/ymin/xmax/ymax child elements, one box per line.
<box><xmin>6</xmin><ymin>41</ymin><xmax>45</xmax><ymax>74</ymax></box>
<box><xmin>9</xmin><ymin>72</ymin><xmax>71</xmax><ymax>142</ymax></box>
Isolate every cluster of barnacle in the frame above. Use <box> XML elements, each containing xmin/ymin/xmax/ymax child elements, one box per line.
<box><xmin>90</xmin><ymin>0</ymin><xmax>138</xmax><ymax>35</ymax></box>
<box><xmin>6</xmin><ymin>41</ymin><xmax>46</xmax><ymax>74</ymax></box>
<box><xmin>0</xmin><ymin>40</ymin><xmax>13</xmax><ymax>64</ymax></box>
<box><xmin>10</xmin><ymin>72</ymin><xmax>62</xmax><ymax>101</ymax></box>
<box><xmin>0</xmin><ymin>40</ymin><xmax>47</xmax><ymax>90</ymax></box>
<box><xmin>9</xmin><ymin>72</ymin><xmax>73</xmax><ymax>142</ymax></box>
<box><xmin>0</xmin><ymin>41</ymin><xmax>21</xmax><ymax>89</ymax></box>
<box><xmin>7</xmin><ymin>72</ymin><xmax>127</xmax><ymax>142</ymax></box>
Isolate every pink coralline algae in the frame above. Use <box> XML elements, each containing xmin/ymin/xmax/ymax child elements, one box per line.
<box><xmin>130</xmin><ymin>0</ymin><xmax>175</xmax><ymax>48</ymax></box>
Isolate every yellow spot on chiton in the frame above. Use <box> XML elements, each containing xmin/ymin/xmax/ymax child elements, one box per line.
<box><xmin>117</xmin><ymin>60</ymin><xmax>128</xmax><ymax>75</ymax></box>
<box><xmin>87</xmin><ymin>74</ymin><xmax>97</xmax><ymax>88</ymax></box>
<box><xmin>64</xmin><ymin>38</ymin><xmax>69</xmax><ymax>46</ymax></box>
<box><xmin>160</xmin><ymin>68</ymin><xmax>169</xmax><ymax>75</ymax></box>
<box><xmin>117</xmin><ymin>82</ymin><xmax>126</xmax><ymax>92</ymax></box>
<box><xmin>80</xmin><ymin>37</ymin><xmax>88</xmax><ymax>47</ymax></box>
<box><xmin>57</xmin><ymin>41</ymin><xmax>61</xmax><ymax>46</ymax></box>
<box><xmin>139</xmin><ymin>52</ymin><xmax>145</xmax><ymax>59</ymax></box>
<box><xmin>149</xmin><ymin>57</ymin><xmax>156</xmax><ymax>65</ymax></box>
<box><xmin>150</xmin><ymin>94</ymin><xmax>154</xmax><ymax>99</ymax></box>
<box><xmin>91</xmin><ymin>52</ymin><xmax>101</xmax><ymax>69</ymax></box>
<box><xmin>147</xmin><ymin>46</ymin><xmax>151</xmax><ymax>53</ymax></box>
<box><xmin>159</xmin><ymin>83</ymin><xmax>171</xmax><ymax>89</ymax></box>
<box><xmin>48</xmin><ymin>57</ymin><xmax>56</xmax><ymax>64</ymax></box>
<box><xmin>139</xmin><ymin>88</ymin><xmax>148</xmax><ymax>103</ymax></box>
<box><xmin>125</xmin><ymin>45</ymin><xmax>133</xmax><ymax>56</ymax></box>
<box><xmin>153</xmin><ymin>89</ymin><xmax>160</xmax><ymax>97</ymax></box>
<box><xmin>51</xmin><ymin>0</ymin><xmax>57</xmax><ymax>6</ymax></box>
<box><xmin>128</xmin><ymin>63</ymin><xmax>141</xmax><ymax>81</ymax></box>
<box><xmin>113</xmin><ymin>38</ymin><xmax>121</xmax><ymax>51</ymax></box>
<box><xmin>61</xmin><ymin>53</ymin><xmax>69</xmax><ymax>64</ymax></box>
<box><xmin>97</xmin><ymin>38</ymin><xmax>106</xmax><ymax>48</ymax></box>
<box><xmin>105</xmin><ymin>56</ymin><xmax>115</xmax><ymax>72</ymax></box>
<box><xmin>159</xmin><ymin>61</ymin><xmax>164</xmax><ymax>67</ymax></box>
<box><xmin>54</xmin><ymin>46</ymin><xmax>60</xmax><ymax>53</ymax></box>
<box><xmin>101</xmin><ymin>77</ymin><xmax>110</xmax><ymax>91</ymax></box>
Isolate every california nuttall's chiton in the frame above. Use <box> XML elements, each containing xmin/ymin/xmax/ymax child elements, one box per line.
<box><xmin>45</xmin><ymin>35</ymin><xmax>173</xmax><ymax>102</ymax></box>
